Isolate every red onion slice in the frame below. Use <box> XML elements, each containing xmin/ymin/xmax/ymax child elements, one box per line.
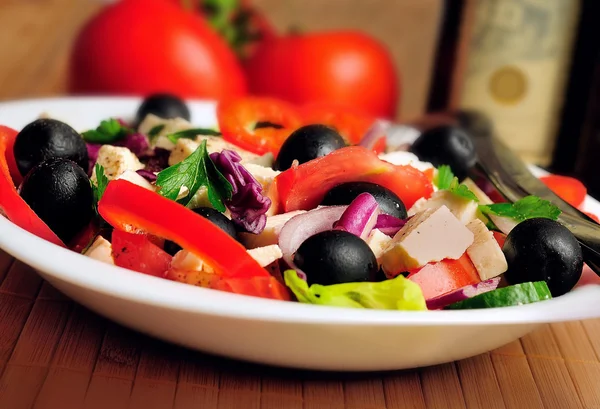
<box><xmin>425</xmin><ymin>277</ymin><xmax>502</xmax><ymax>310</ymax></box>
<box><xmin>333</xmin><ymin>193</ymin><xmax>380</xmax><ymax>240</ymax></box>
<box><xmin>278</xmin><ymin>206</ymin><xmax>348</xmax><ymax>275</ymax></box>
<box><xmin>374</xmin><ymin>214</ymin><xmax>407</xmax><ymax>237</ymax></box>
<box><xmin>359</xmin><ymin>120</ymin><xmax>390</xmax><ymax>151</ymax></box>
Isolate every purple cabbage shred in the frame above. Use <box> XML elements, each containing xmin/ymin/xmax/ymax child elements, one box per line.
<box><xmin>210</xmin><ymin>150</ymin><xmax>271</xmax><ymax>234</ymax></box>
<box><xmin>86</xmin><ymin>143</ymin><xmax>102</xmax><ymax>176</ymax></box>
<box><xmin>140</xmin><ymin>148</ymin><xmax>171</xmax><ymax>173</ymax></box>
<box><xmin>136</xmin><ymin>169</ymin><xmax>157</xmax><ymax>182</ymax></box>
<box><xmin>114</xmin><ymin>132</ymin><xmax>150</xmax><ymax>157</ymax></box>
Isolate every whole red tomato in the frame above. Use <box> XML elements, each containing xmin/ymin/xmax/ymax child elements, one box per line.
<box><xmin>245</xmin><ymin>31</ymin><xmax>400</xmax><ymax>119</ymax></box>
<box><xmin>69</xmin><ymin>0</ymin><xmax>247</xmax><ymax>99</ymax></box>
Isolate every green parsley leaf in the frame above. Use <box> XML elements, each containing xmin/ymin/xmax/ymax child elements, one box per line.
<box><xmin>155</xmin><ymin>140</ymin><xmax>232</xmax><ymax>210</ymax></box>
<box><xmin>449</xmin><ymin>179</ymin><xmax>479</xmax><ymax>202</ymax></box>
<box><xmin>166</xmin><ymin>128</ymin><xmax>222</xmax><ymax>144</ymax></box>
<box><xmin>435</xmin><ymin>165</ymin><xmax>454</xmax><ymax>190</ymax></box>
<box><xmin>434</xmin><ymin>164</ymin><xmax>479</xmax><ymax>202</ymax></box>
<box><xmin>479</xmin><ymin>195</ymin><xmax>561</xmax><ymax>222</ymax></box>
<box><xmin>148</xmin><ymin>124</ymin><xmax>165</xmax><ymax>138</ymax></box>
<box><xmin>82</xmin><ymin>118</ymin><xmax>133</xmax><ymax>143</ymax></box>
<box><xmin>92</xmin><ymin>164</ymin><xmax>109</xmax><ymax>213</ymax></box>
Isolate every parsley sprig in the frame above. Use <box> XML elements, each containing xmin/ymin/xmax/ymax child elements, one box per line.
<box><xmin>92</xmin><ymin>164</ymin><xmax>109</xmax><ymax>214</ymax></box>
<box><xmin>479</xmin><ymin>196</ymin><xmax>561</xmax><ymax>222</ymax></box>
<box><xmin>435</xmin><ymin>165</ymin><xmax>479</xmax><ymax>202</ymax></box>
<box><xmin>166</xmin><ymin>128</ymin><xmax>222</xmax><ymax>144</ymax></box>
<box><xmin>155</xmin><ymin>140</ymin><xmax>232</xmax><ymax>210</ymax></box>
<box><xmin>82</xmin><ymin>118</ymin><xmax>133</xmax><ymax>143</ymax></box>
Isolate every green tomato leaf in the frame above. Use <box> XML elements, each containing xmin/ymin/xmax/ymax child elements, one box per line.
<box><xmin>283</xmin><ymin>270</ymin><xmax>427</xmax><ymax>311</ymax></box>
<box><xmin>479</xmin><ymin>195</ymin><xmax>561</xmax><ymax>222</ymax></box>
<box><xmin>155</xmin><ymin>140</ymin><xmax>232</xmax><ymax>210</ymax></box>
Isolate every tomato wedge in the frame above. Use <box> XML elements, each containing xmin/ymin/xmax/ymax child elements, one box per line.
<box><xmin>407</xmin><ymin>254</ymin><xmax>480</xmax><ymax>300</ymax></box>
<box><xmin>300</xmin><ymin>102</ymin><xmax>379</xmax><ymax>149</ymax></box>
<box><xmin>212</xmin><ymin>276</ymin><xmax>292</xmax><ymax>301</ymax></box>
<box><xmin>112</xmin><ymin>230</ymin><xmax>172</xmax><ymax>278</ymax></box>
<box><xmin>273</xmin><ymin>146</ymin><xmax>434</xmax><ymax>212</ymax></box>
<box><xmin>0</xmin><ymin>126</ymin><xmax>64</xmax><ymax>247</ymax></box>
<box><xmin>539</xmin><ymin>174</ymin><xmax>587</xmax><ymax>209</ymax></box>
<box><xmin>98</xmin><ymin>179</ymin><xmax>268</xmax><ymax>279</ymax></box>
<box><xmin>217</xmin><ymin>97</ymin><xmax>302</xmax><ymax>156</ymax></box>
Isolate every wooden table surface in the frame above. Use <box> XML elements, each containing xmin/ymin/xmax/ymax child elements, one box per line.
<box><xmin>2</xmin><ymin>1</ymin><xmax>600</xmax><ymax>409</ymax></box>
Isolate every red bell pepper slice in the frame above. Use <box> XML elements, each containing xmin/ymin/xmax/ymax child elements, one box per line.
<box><xmin>98</xmin><ymin>179</ymin><xmax>268</xmax><ymax>279</ymax></box>
<box><xmin>1</xmin><ymin>125</ymin><xmax>23</xmax><ymax>186</ymax></box>
<box><xmin>0</xmin><ymin>126</ymin><xmax>65</xmax><ymax>247</ymax></box>
<box><xmin>539</xmin><ymin>174</ymin><xmax>587</xmax><ymax>209</ymax></box>
<box><xmin>407</xmin><ymin>254</ymin><xmax>480</xmax><ymax>300</ymax></box>
<box><xmin>217</xmin><ymin>97</ymin><xmax>302</xmax><ymax>156</ymax></box>
<box><xmin>273</xmin><ymin>146</ymin><xmax>434</xmax><ymax>212</ymax></box>
<box><xmin>112</xmin><ymin>230</ymin><xmax>172</xmax><ymax>278</ymax></box>
<box><xmin>212</xmin><ymin>276</ymin><xmax>292</xmax><ymax>301</ymax></box>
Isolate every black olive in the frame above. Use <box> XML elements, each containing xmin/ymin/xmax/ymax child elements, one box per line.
<box><xmin>503</xmin><ymin>218</ymin><xmax>583</xmax><ymax>297</ymax></box>
<box><xmin>409</xmin><ymin>125</ymin><xmax>476</xmax><ymax>181</ymax></box>
<box><xmin>274</xmin><ymin>124</ymin><xmax>346</xmax><ymax>171</ymax></box>
<box><xmin>294</xmin><ymin>230</ymin><xmax>378</xmax><ymax>286</ymax></box>
<box><xmin>135</xmin><ymin>93</ymin><xmax>191</xmax><ymax>126</ymax></box>
<box><xmin>321</xmin><ymin>182</ymin><xmax>407</xmax><ymax>219</ymax></box>
<box><xmin>19</xmin><ymin>159</ymin><xmax>93</xmax><ymax>243</ymax></box>
<box><xmin>13</xmin><ymin>119</ymin><xmax>88</xmax><ymax>177</ymax></box>
<box><xmin>163</xmin><ymin>207</ymin><xmax>237</xmax><ymax>255</ymax></box>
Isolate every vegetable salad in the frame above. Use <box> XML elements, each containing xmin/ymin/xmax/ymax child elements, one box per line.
<box><xmin>0</xmin><ymin>94</ymin><xmax>595</xmax><ymax>311</ymax></box>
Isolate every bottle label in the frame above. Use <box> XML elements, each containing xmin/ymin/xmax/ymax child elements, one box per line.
<box><xmin>460</xmin><ymin>0</ymin><xmax>579</xmax><ymax>164</ymax></box>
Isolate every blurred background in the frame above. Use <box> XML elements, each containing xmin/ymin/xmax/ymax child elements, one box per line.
<box><xmin>1</xmin><ymin>0</ymin><xmax>599</xmax><ymax>195</ymax></box>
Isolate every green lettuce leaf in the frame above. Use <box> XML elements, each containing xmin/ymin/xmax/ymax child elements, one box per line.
<box><xmin>283</xmin><ymin>270</ymin><xmax>427</xmax><ymax>311</ymax></box>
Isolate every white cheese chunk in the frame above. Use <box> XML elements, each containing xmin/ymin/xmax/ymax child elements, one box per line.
<box><xmin>244</xmin><ymin>163</ymin><xmax>280</xmax><ymax>190</ymax></box>
<box><xmin>171</xmin><ymin>250</ymin><xmax>215</xmax><ymax>273</ymax></box>
<box><xmin>117</xmin><ymin>170</ymin><xmax>155</xmax><ymax>191</ymax></box>
<box><xmin>379</xmin><ymin>151</ymin><xmax>434</xmax><ymax>172</ymax></box>
<box><xmin>138</xmin><ymin>114</ymin><xmax>194</xmax><ymax>151</ymax></box>
<box><xmin>92</xmin><ymin>145</ymin><xmax>144</xmax><ymax>181</ymax></box>
<box><xmin>461</xmin><ymin>178</ymin><xmax>518</xmax><ymax>234</ymax></box>
<box><xmin>462</xmin><ymin>178</ymin><xmax>493</xmax><ymax>204</ymax></box>
<box><xmin>169</xmin><ymin>138</ymin><xmax>200</xmax><ymax>166</ymax></box>
<box><xmin>466</xmin><ymin>219</ymin><xmax>508</xmax><ymax>280</ymax></box>
<box><xmin>366</xmin><ymin>229</ymin><xmax>393</xmax><ymax>266</ymax></box>
<box><xmin>381</xmin><ymin>205</ymin><xmax>474</xmax><ymax>275</ymax></box>
<box><xmin>239</xmin><ymin>210</ymin><xmax>306</xmax><ymax>249</ymax></box>
<box><xmin>408</xmin><ymin>190</ymin><xmax>479</xmax><ymax>225</ymax></box>
<box><xmin>84</xmin><ymin>236</ymin><xmax>114</xmax><ymax>265</ymax></box>
<box><xmin>247</xmin><ymin>244</ymin><xmax>283</xmax><ymax>267</ymax></box>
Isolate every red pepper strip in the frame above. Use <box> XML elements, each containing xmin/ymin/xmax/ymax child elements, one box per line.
<box><xmin>0</xmin><ymin>127</ymin><xmax>65</xmax><ymax>247</ymax></box>
<box><xmin>98</xmin><ymin>180</ymin><xmax>269</xmax><ymax>279</ymax></box>
<box><xmin>212</xmin><ymin>276</ymin><xmax>292</xmax><ymax>301</ymax></box>
<box><xmin>0</xmin><ymin>125</ymin><xmax>23</xmax><ymax>186</ymax></box>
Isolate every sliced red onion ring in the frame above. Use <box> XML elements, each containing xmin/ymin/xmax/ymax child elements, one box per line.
<box><xmin>136</xmin><ymin>169</ymin><xmax>157</xmax><ymax>182</ymax></box>
<box><xmin>333</xmin><ymin>193</ymin><xmax>380</xmax><ymax>240</ymax></box>
<box><xmin>278</xmin><ymin>206</ymin><xmax>348</xmax><ymax>276</ymax></box>
<box><xmin>425</xmin><ymin>277</ymin><xmax>501</xmax><ymax>310</ymax></box>
<box><xmin>374</xmin><ymin>214</ymin><xmax>407</xmax><ymax>237</ymax></box>
<box><xmin>359</xmin><ymin>119</ymin><xmax>390</xmax><ymax>150</ymax></box>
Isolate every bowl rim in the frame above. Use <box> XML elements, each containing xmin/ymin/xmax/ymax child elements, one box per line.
<box><xmin>1</xmin><ymin>96</ymin><xmax>599</xmax><ymax>327</ymax></box>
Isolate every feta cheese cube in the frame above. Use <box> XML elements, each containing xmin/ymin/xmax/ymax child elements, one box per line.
<box><xmin>197</xmin><ymin>135</ymin><xmax>259</xmax><ymax>164</ymax></box>
<box><xmin>92</xmin><ymin>145</ymin><xmax>144</xmax><ymax>181</ymax></box>
<box><xmin>84</xmin><ymin>236</ymin><xmax>114</xmax><ymax>265</ymax></box>
<box><xmin>138</xmin><ymin>113</ymin><xmax>194</xmax><ymax>151</ymax></box>
<box><xmin>169</xmin><ymin>138</ymin><xmax>200</xmax><ymax>166</ymax></box>
<box><xmin>461</xmin><ymin>178</ymin><xmax>518</xmax><ymax>234</ymax></box>
<box><xmin>247</xmin><ymin>244</ymin><xmax>283</xmax><ymax>267</ymax></box>
<box><xmin>171</xmin><ymin>250</ymin><xmax>215</xmax><ymax>273</ymax></box>
<box><xmin>466</xmin><ymin>219</ymin><xmax>508</xmax><ymax>280</ymax></box>
<box><xmin>408</xmin><ymin>190</ymin><xmax>479</xmax><ymax>224</ymax></box>
<box><xmin>379</xmin><ymin>151</ymin><xmax>434</xmax><ymax>172</ymax></box>
<box><xmin>381</xmin><ymin>205</ymin><xmax>474</xmax><ymax>275</ymax></box>
<box><xmin>366</xmin><ymin>229</ymin><xmax>393</xmax><ymax>266</ymax></box>
<box><xmin>239</xmin><ymin>210</ymin><xmax>306</xmax><ymax>249</ymax></box>
<box><xmin>244</xmin><ymin>163</ymin><xmax>280</xmax><ymax>190</ymax></box>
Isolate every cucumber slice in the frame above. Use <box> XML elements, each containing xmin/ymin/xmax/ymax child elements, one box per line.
<box><xmin>445</xmin><ymin>282</ymin><xmax>552</xmax><ymax>310</ymax></box>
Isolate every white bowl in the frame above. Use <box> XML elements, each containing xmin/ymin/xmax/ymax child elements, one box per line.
<box><xmin>1</xmin><ymin>97</ymin><xmax>599</xmax><ymax>372</ymax></box>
